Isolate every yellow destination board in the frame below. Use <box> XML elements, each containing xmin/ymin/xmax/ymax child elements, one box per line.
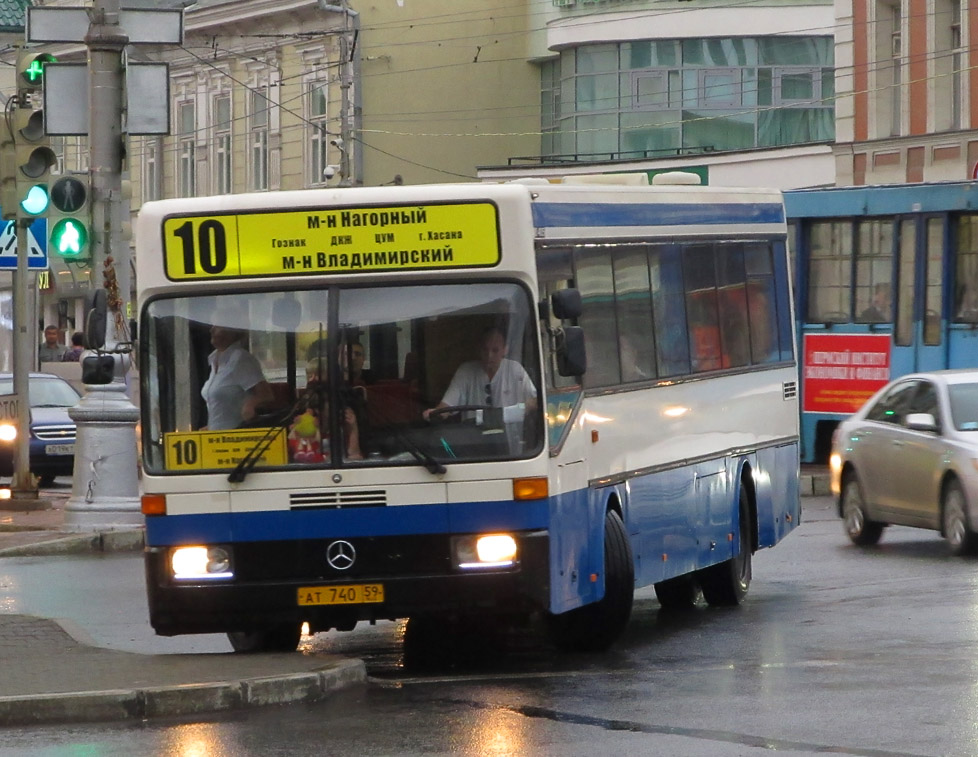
<box><xmin>164</xmin><ymin>428</ymin><xmax>288</xmax><ymax>471</ymax></box>
<box><xmin>163</xmin><ymin>201</ymin><xmax>500</xmax><ymax>280</ymax></box>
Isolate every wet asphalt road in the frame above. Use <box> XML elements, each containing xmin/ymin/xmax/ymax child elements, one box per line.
<box><xmin>2</xmin><ymin>494</ymin><xmax>978</xmax><ymax>756</ymax></box>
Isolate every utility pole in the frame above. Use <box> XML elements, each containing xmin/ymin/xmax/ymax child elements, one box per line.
<box><xmin>63</xmin><ymin>0</ymin><xmax>141</xmax><ymax>530</ymax></box>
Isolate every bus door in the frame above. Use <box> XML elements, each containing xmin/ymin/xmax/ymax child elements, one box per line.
<box><xmin>948</xmin><ymin>212</ymin><xmax>978</xmax><ymax>367</ymax></box>
<box><xmin>891</xmin><ymin>215</ymin><xmax>947</xmax><ymax>377</ymax></box>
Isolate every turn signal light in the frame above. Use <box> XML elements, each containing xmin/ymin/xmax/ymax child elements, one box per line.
<box><xmin>513</xmin><ymin>477</ymin><xmax>548</xmax><ymax>500</ymax></box>
<box><xmin>141</xmin><ymin>494</ymin><xmax>166</xmax><ymax>516</ymax></box>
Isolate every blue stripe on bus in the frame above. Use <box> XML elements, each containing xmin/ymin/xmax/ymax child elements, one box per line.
<box><xmin>531</xmin><ymin>202</ymin><xmax>785</xmax><ymax>229</ymax></box>
<box><xmin>145</xmin><ymin>498</ymin><xmax>552</xmax><ymax>546</ymax></box>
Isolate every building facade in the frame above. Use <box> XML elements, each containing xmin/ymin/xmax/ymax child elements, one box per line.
<box><xmin>834</xmin><ymin>0</ymin><xmax>978</xmax><ymax>184</ymax></box>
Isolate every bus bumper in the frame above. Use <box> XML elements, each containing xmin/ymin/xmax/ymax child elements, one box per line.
<box><xmin>144</xmin><ymin>530</ymin><xmax>550</xmax><ymax>636</ymax></box>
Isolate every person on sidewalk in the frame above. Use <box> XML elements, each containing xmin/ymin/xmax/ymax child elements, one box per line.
<box><xmin>38</xmin><ymin>326</ymin><xmax>68</xmax><ymax>362</ymax></box>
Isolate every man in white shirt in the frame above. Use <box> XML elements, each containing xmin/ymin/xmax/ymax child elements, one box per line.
<box><xmin>423</xmin><ymin>327</ymin><xmax>537</xmax><ymax>450</ymax></box>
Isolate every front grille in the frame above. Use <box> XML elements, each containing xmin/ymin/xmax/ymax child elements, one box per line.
<box><xmin>233</xmin><ymin>535</ymin><xmax>450</xmax><ymax>581</ymax></box>
<box><xmin>290</xmin><ymin>489</ymin><xmax>388</xmax><ymax>510</ymax></box>
<box><xmin>33</xmin><ymin>424</ymin><xmax>75</xmax><ymax>441</ymax></box>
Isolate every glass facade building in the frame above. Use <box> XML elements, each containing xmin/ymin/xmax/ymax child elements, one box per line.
<box><xmin>542</xmin><ymin>37</ymin><xmax>834</xmax><ymax>159</ymax></box>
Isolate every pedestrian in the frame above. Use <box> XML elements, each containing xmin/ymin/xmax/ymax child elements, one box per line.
<box><xmin>38</xmin><ymin>325</ymin><xmax>68</xmax><ymax>362</ymax></box>
<box><xmin>62</xmin><ymin>332</ymin><xmax>85</xmax><ymax>362</ymax></box>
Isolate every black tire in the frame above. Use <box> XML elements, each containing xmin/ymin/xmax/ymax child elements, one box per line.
<box><xmin>699</xmin><ymin>485</ymin><xmax>752</xmax><ymax>606</ymax></box>
<box><xmin>654</xmin><ymin>574</ymin><xmax>702</xmax><ymax>610</ymax></box>
<box><xmin>547</xmin><ymin>509</ymin><xmax>634</xmax><ymax>653</ymax></box>
<box><xmin>942</xmin><ymin>479</ymin><xmax>978</xmax><ymax>557</ymax></box>
<box><xmin>841</xmin><ymin>472</ymin><xmax>884</xmax><ymax>546</ymax></box>
<box><xmin>227</xmin><ymin>624</ymin><xmax>301</xmax><ymax>653</ymax></box>
<box><xmin>36</xmin><ymin>473</ymin><xmax>56</xmax><ymax>487</ymax></box>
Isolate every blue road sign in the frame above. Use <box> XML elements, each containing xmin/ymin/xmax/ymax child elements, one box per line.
<box><xmin>0</xmin><ymin>218</ymin><xmax>47</xmax><ymax>269</ymax></box>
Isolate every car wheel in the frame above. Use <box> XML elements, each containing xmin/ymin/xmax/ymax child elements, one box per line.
<box><xmin>654</xmin><ymin>573</ymin><xmax>702</xmax><ymax>610</ymax></box>
<box><xmin>842</xmin><ymin>473</ymin><xmax>884</xmax><ymax>546</ymax></box>
<box><xmin>547</xmin><ymin>510</ymin><xmax>634</xmax><ymax>652</ymax></box>
<box><xmin>227</xmin><ymin>624</ymin><xmax>300</xmax><ymax>653</ymax></box>
<box><xmin>699</xmin><ymin>485</ymin><xmax>752</xmax><ymax>606</ymax></box>
<box><xmin>942</xmin><ymin>479</ymin><xmax>978</xmax><ymax>557</ymax></box>
<box><xmin>37</xmin><ymin>473</ymin><xmax>57</xmax><ymax>487</ymax></box>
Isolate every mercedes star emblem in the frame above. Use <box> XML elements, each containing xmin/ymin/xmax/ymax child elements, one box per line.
<box><xmin>326</xmin><ymin>540</ymin><xmax>356</xmax><ymax>570</ymax></box>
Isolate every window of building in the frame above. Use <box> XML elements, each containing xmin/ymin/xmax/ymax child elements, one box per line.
<box><xmin>308</xmin><ymin>80</ymin><xmax>328</xmax><ymax>185</ymax></box>
<box><xmin>541</xmin><ymin>60</ymin><xmax>561</xmax><ymax>157</ymax></box>
<box><xmin>250</xmin><ymin>87</ymin><xmax>269</xmax><ymax>191</ymax></box>
<box><xmin>547</xmin><ymin>36</ymin><xmax>833</xmax><ymax>160</ymax></box>
<box><xmin>143</xmin><ymin>138</ymin><xmax>160</xmax><ymax>203</ymax></box>
<box><xmin>177</xmin><ymin>101</ymin><xmax>195</xmax><ymax>198</ymax></box>
<box><xmin>213</xmin><ymin>94</ymin><xmax>232</xmax><ymax>195</ymax></box>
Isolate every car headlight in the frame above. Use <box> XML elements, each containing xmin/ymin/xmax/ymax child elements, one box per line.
<box><xmin>0</xmin><ymin>423</ymin><xmax>16</xmax><ymax>443</ymax></box>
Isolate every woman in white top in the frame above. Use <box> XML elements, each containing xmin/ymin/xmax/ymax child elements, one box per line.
<box><xmin>200</xmin><ymin>325</ymin><xmax>274</xmax><ymax>430</ymax></box>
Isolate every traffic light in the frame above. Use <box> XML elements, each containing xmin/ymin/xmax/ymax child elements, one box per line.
<box><xmin>48</xmin><ymin>175</ymin><xmax>90</xmax><ymax>259</ymax></box>
<box><xmin>11</xmin><ymin>49</ymin><xmax>57</xmax><ymax>222</ymax></box>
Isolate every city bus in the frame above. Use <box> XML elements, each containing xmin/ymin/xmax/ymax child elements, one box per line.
<box><xmin>136</xmin><ymin>175</ymin><xmax>800</xmax><ymax>654</ymax></box>
<box><xmin>784</xmin><ymin>181</ymin><xmax>978</xmax><ymax>463</ymax></box>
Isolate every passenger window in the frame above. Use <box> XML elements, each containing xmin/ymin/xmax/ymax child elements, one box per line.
<box><xmin>909</xmin><ymin>382</ymin><xmax>940</xmax><ymax>428</ymax></box>
<box><xmin>683</xmin><ymin>244</ymin><xmax>722</xmax><ymax>372</ymax></box>
<box><xmin>865</xmin><ymin>381</ymin><xmax>918</xmax><ymax>425</ymax></box>
<box><xmin>807</xmin><ymin>220</ymin><xmax>852</xmax><ymax>323</ymax></box>
<box><xmin>575</xmin><ymin>248</ymin><xmax>619</xmax><ymax>388</ymax></box>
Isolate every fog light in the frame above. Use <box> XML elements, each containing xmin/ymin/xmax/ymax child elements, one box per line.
<box><xmin>0</xmin><ymin>423</ymin><xmax>16</xmax><ymax>443</ymax></box>
<box><xmin>171</xmin><ymin>546</ymin><xmax>233</xmax><ymax>580</ymax></box>
<box><xmin>454</xmin><ymin>533</ymin><xmax>518</xmax><ymax>570</ymax></box>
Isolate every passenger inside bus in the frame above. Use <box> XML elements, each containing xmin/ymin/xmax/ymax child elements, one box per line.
<box><xmin>287</xmin><ymin>359</ymin><xmax>363</xmax><ymax>462</ymax></box>
<box><xmin>860</xmin><ymin>282</ymin><xmax>892</xmax><ymax>322</ymax></box>
<box><xmin>199</xmin><ymin>320</ymin><xmax>274</xmax><ymax>431</ymax></box>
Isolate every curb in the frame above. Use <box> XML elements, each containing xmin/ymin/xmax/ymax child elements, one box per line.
<box><xmin>0</xmin><ymin>658</ymin><xmax>367</xmax><ymax>726</ymax></box>
<box><xmin>0</xmin><ymin>528</ymin><xmax>145</xmax><ymax>558</ymax></box>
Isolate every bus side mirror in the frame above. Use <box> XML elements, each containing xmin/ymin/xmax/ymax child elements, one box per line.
<box><xmin>551</xmin><ymin>289</ymin><xmax>582</xmax><ymax>320</ymax></box>
<box><xmin>556</xmin><ymin>326</ymin><xmax>586</xmax><ymax>377</ymax></box>
<box><xmin>82</xmin><ymin>354</ymin><xmax>115</xmax><ymax>385</ymax></box>
<box><xmin>84</xmin><ymin>289</ymin><xmax>108</xmax><ymax>350</ymax></box>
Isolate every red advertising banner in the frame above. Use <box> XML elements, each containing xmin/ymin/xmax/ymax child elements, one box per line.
<box><xmin>802</xmin><ymin>333</ymin><xmax>891</xmax><ymax>414</ymax></box>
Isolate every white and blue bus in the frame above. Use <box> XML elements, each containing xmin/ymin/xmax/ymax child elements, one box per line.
<box><xmin>136</xmin><ymin>175</ymin><xmax>800</xmax><ymax>653</ymax></box>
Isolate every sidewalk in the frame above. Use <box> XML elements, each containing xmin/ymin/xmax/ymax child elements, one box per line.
<box><xmin>0</xmin><ymin>484</ymin><xmax>366</xmax><ymax>727</ymax></box>
<box><xmin>0</xmin><ymin>469</ymin><xmax>832</xmax><ymax>727</ymax></box>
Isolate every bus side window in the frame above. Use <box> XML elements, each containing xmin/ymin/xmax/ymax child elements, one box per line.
<box><xmin>683</xmin><ymin>244</ymin><xmax>722</xmax><ymax>373</ymax></box>
<box><xmin>650</xmin><ymin>245</ymin><xmax>690</xmax><ymax>377</ymax></box>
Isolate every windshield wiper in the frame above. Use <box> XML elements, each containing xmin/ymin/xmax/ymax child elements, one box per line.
<box><xmin>227</xmin><ymin>413</ymin><xmax>292</xmax><ymax>484</ymax></box>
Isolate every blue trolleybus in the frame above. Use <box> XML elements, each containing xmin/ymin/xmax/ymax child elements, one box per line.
<box><xmin>784</xmin><ymin>181</ymin><xmax>978</xmax><ymax>463</ymax></box>
<box><xmin>136</xmin><ymin>174</ymin><xmax>800</xmax><ymax>653</ymax></box>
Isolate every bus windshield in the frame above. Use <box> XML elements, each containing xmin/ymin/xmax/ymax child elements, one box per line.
<box><xmin>141</xmin><ymin>281</ymin><xmax>544</xmax><ymax>474</ymax></box>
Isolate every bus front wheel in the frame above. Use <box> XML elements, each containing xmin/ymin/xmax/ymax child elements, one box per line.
<box><xmin>547</xmin><ymin>509</ymin><xmax>634</xmax><ymax>653</ymax></box>
<box><xmin>698</xmin><ymin>486</ymin><xmax>752</xmax><ymax>606</ymax></box>
<box><xmin>227</xmin><ymin>624</ymin><xmax>301</xmax><ymax>653</ymax></box>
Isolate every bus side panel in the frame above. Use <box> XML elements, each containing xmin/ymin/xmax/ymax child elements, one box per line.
<box><xmin>546</xmin><ymin>462</ymin><xmax>596</xmax><ymax>615</ymax></box>
<box><xmin>949</xmin><ymin>328</ymin><xmax>978</xmax><ymax>370</ymax></box>
<box><xmin>750</xmin><ymin>443</ymin><xmax>801</xmax><ymax>547</ymax></box>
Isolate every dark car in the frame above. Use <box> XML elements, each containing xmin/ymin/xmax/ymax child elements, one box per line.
<box><xmin>0</xmin><ymin>373</ymin><xmax>80</xmax><ymax>485</ymax></box>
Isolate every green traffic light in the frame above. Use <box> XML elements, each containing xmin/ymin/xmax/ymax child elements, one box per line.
<box><xmin>24</xmin><ymin>60</ymin><xmax>44</xmax><ymax>83</ymax></box>
<box><xmin>20</xmin><ymin>184</ymin><xmax>49</xmax><ymax>215</ymax></box>
<box><xmin>50</xmin><ymin>217</ymin><xmax>88</xmax><ymax>257</ymax></box>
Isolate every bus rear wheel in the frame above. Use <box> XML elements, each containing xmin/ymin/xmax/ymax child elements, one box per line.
<box><xmin>699</xmin><ymin>486</ymin><xmax>752</xmax><ymax>606</ymax></box>
<box><xmin>227</xmin><ymin>624</ymin><xmax>301</xmax><ymax>653</ymax></box>
<box><xmin>547</xmin><ymin>509</ymin><xmax>634</xmax><ymax>653</ymax></box>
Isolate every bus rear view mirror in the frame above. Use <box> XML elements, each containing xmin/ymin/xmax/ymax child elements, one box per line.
<box><xmin>551</xmin><ymin>289</ymin><xmax>582</xmax><ymax>320</ymax></box>
<box><xmin>84</xmin><ymin>289</ymin><xmax>107</xmax><ymax>350</ymax></box>
<box><xmin>82</xmin><ymin>354</ymin><xmax>115</xmax><ymax>385</ymax></box>
<box><xmin>272</xmin><ymin>296</ymin><xmax>301</xmax><ymax>330</ymax></box>
<box><xmin>556</xmin><ymin>326</ymin><xmax>586</xmax><ymax>377</ymax></box>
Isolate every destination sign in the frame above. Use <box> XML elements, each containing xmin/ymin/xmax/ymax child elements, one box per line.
<box><xmin>164</xmin><ymin>428</ymin><xmax>288</xmax><ymax>471</ymax></box>
<box><xmin>162</xmin><ymin>201</ymin><xmax>501</xmax><ymax>281</ymax></box>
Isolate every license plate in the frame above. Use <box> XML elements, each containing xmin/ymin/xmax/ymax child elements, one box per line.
<box><xmin>297</xmin><ymin>584</ymin><xmax>385</xmax><ymax>606</ymax></box>
<box><xmin>45</xmin><ymin>443</ymin><xmax>74</xmax><ymax>456</ymax></box>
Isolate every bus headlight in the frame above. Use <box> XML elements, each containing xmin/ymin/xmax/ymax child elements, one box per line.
<box><xmin>171</xmin><ymin>546</ymin><xmax>233</xmax><ymax>580</ymax></box>
<box><xmin>0</xmin><ymin>423</ymin><xmax>16</xmax><ymax>443</ymax></box>
<box><xmin>453</xmin><ymin>533</ymin><xmax>518</xmax><ymax>570</ymax></box>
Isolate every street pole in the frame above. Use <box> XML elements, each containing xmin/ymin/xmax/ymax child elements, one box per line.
<box><xmin>64</xmin><ymin>0</ymin><xmax>141</xmax><ymax>530</ymax></box>
<box><xmin>7</xmin><ymin>220</ymin><xmax>46</xmax><ymax>508</ymax></box>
